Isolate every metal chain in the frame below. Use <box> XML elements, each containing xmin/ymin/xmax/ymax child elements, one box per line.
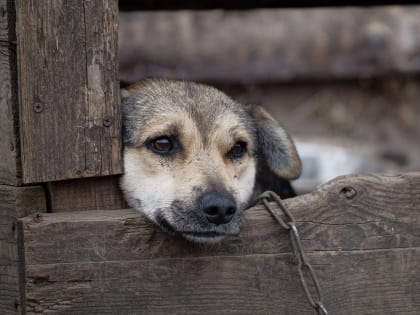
<box><xmin>258</xmin><ymin>191</ymin><xmax>328</xmax><ymax>315</ymax></box>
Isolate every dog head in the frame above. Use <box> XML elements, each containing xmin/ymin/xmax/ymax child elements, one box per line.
<box><xmin>120</xmin><ymin>79</ymin><xmax>301</xmax><ymax>243</ymax></box>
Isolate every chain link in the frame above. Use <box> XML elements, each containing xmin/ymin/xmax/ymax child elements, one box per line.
<box><xmin>258</xmin><ymin>191</ymin><xmax>328</xmax><ymax>315</ymax></box>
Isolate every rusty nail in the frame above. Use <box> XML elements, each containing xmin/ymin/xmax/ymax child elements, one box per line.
<box><xmin>103</xmin><ymin>117</ymin><xmax>112</xmax><ymax>127</ymax></box>
<box><xmin>33</xmin><ymin>103</ymin><xmax>43</xmax><ymax>113</ymax></box>
<box><xmin>340</xmin><ymin>186</ymin><xmax>357</xmax><ymax>199</ymax></box>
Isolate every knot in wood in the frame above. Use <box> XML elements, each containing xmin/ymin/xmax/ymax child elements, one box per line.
<box><xmin>103</xmin><ymin>117</ymin><xmax>113</xmax><ymax>127</ymax></box>
<box><xmin>340</xmin><ymin>186</ymin><xmax>357</xmax><ymax>199</ymax></box>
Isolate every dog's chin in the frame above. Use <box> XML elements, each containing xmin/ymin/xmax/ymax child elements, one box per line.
<box><xmin>154</xmin><ymin>214</ymin><xmax>240</xmax><ymax>244</ymax></box>
<box><xmin>181</xmin><ymin>232</ymin><xmax>226</xmax><ymax>244</ymax></box>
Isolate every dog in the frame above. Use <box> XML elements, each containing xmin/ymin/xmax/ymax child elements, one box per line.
<box><xmin>120</xmin><ymin>79</ymin><xmax>301</xmax><ymax>243</ymax></box>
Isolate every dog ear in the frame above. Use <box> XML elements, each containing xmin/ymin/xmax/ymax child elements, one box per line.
<box><xmin>248</xmin><ymin>105</ymin><xmax>301</xmax><ymax>180</ymax></box>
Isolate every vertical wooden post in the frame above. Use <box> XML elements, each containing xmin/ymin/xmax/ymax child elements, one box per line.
<box><xmin>1</xmin><ymin>1</ymin><xmax>25</xmax><ymax>313</ymax></box>
<box><xmin>16</xmin><ymin>0</ymin><xmax>122</xmax><ymax>184</ymax></box>
<box><xmin>0</xmin><ymin>186</ymin><xmax>47</xmax><ymax>314</ymax></box>
<box><xmin>0</xmin><ymin>0</ymin><xmax>21</xmax><ymax>186</ymax></box>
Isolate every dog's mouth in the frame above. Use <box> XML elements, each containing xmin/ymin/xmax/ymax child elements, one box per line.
<box><xmin>155</xmin><ymin>214</ymin><xmax>239</xmax><ymax>243</ymax></box>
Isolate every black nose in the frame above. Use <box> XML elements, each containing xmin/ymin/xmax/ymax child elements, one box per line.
<box><xmin>198</xmin><ymin>192</ymin><xmax>237</xmax><ymax>225</ymax></box>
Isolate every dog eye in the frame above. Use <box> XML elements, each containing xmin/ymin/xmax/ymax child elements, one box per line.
<box><xmin>227</xmin><ymin>141</ymin><xmax>247</xmax><ymax>160</ymax></box>
<box><xmin>149</xmin><ymin>136</ymin><xmax>174</xmax><ymax>154</ymax></box>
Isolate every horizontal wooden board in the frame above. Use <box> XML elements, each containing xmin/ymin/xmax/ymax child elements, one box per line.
<box><xmin>119</xmin><ymin>7</ymin><xmax>420</xmax><ymax>83</ymax></box>
<box><xmin>119</xmin><ymin>0</ymin><xmax>419</xmax><ymax>10</ymax></box>
<box><xmin>0</xmin><ymin>184</ymin><xmax>46</xmax><ymax>314</ymax></box>
<box><xmin>49</xmin><ymin>176</ymin><xmax>127</xmax><ymax>212</ymax></box>
<box><xmin>16</xmin><ymin>0</ymin><xmax>122</xmax><ymax>183</ymax></box>
<box><xmin>19</xmin><ymin>173</ymin><xmax>420</xmax><ymax>314</ymax></box>
<box><xmin>23</xmin><ymin>248</ymin><xmax>420</xmax><ymax>314</ymax></box>
<box><xmin>0</xmin><ymin>0</ymin><xmax>21</xmax><ymax>186</ymax></box>
<box><xmin>21</xmin><ymin>173</ymin><xmax>420</xmax><ymax>264</ymax></box>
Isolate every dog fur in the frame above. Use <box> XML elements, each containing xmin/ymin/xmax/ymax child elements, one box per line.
<box><xmin>120</xmin><ymin>79</ymin><xmax>301</xmax><ymax>243</ymax></box>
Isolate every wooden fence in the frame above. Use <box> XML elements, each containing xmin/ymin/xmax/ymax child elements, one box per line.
<box><xmin>1</xmin><ymin>0</ymin><xmax>419</xmax><ymax>314</ymax></box>
<box><xmin>18</xmin><ymin>174</ymin><xmax>420</xmax><ymax>314</ymax></box>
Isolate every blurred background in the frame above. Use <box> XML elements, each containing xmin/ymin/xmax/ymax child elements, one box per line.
<box><xmin>118</xmin><ymin>6</ymin><xmax>420</xmax><ymax>193</ymax></box>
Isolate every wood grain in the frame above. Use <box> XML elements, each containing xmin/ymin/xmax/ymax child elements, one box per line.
<box><xmin>23</xmin><ymin>249</ymin><xmax>420</xmax><ymax>315</ymax></box>
<box><xmin>16</xmin><ymin>0</ymin><xmax>122</xmax><ymax>184</ymax></box>
<box><xmin>119</xmin><ymin>7</ymin><xmax>420</xmax><ymax>83</ymax></box>
<box><xmin>49</xmin><ymin>175</ymin><xmax>127</xmax><ymax>212</ymax></box>
<box><xmin>0</xmin><ymin>0</ymin><xmax>21</xmax><ymax>186</ymax></box>
<box><xmin>119</xmin><ymin>0</ymin><xmax>416</xmax><ymax>10</ymax></box>
<box><xmin>0</xmin><ymin>185</ymin><xmax>46</xmax><ymax>315</ymax></box>
<box><xmin>19</xmin><ymin>173</ymin><xmax>420</xmax><ymax>314</ymax></box>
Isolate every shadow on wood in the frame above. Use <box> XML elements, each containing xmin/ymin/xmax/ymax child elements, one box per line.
<box><xmin>18</xmin><ymin>173</ymin><xmax>420</xmax><ymax>314</ymax></box>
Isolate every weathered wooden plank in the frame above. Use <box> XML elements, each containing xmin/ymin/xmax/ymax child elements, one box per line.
<box><xmin>19</xmin><ymin>173</ymin><xmax>420</xmax><ymax>313</ymax></box>
<box><xmin>49</xmin><ymin>176</ymin><xmax>127</xmax><ymax>212</ymax></box>
<box><xmin>21</xmin><ymin>173</ymin><xmax>420</xmax><ymax>264</ymax></box>
<box><xmin>0</xmin><ymin>185</ymin><xmax>46</xmax><ymax>315</ymax></box>
<box><xmin>0</xmin><ymin>0</ymin><xmax>21</xmax><ymax>186</ymax></box>
<box><xmin>118</xmin><ymin>0</ymin><xmax>418</xmax><ymax>10</ymax></box>
<box><xmin>16</xmin><ymin>0</ymin><xmax>122</xmax><ymax>183</ymax></box>
<box><xmin>23</xmin><ymin>249</ymin><xmax>420</xmax><ymax>314</ymax></box>
<box><xmin>119</xmin><ymin>7</ymin><xmax>420</xmax><ymax>83</ymax></box>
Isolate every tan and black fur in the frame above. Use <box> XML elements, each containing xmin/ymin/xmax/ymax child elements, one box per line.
<box><xmin>120</xmin><ymin>79</ymin><xmax>301</xmax><ymax>243</ymax></box>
